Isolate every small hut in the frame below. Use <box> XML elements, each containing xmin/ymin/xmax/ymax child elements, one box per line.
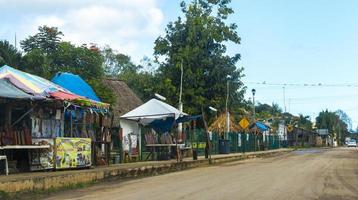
<box><xmin>208</xmin><ymin>113</ymin><xmax>241</xmax><ymax>134</ymax></box>
<box><xmin>102</xmin><ymin>79</ymin><xmax>143</xmax><ymax>128</ymax></box>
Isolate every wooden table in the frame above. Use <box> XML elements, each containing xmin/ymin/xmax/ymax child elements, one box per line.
<box><xmin>145</xmin><ymin>144</ymin><xmax>191</xmax><ymax>161</ymax></box>
<box><xmin>0</xmin><ymin>145</ymin><xmax>50</xmax><ymax>150</ymax></box>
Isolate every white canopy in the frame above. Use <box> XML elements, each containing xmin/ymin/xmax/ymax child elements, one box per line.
<box><xmin>120</xmin><ymin>98</ymin><xmax>184</xmax><ymax>125</ymax></box>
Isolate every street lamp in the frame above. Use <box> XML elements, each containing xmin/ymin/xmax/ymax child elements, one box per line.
<box><xmin>155</xmin><ymin>93</ymin><xmax>166</xmax><ymax>101</ymax></box>
<box><xmin>207</xmin><ymin>106</ymin><xmax>218</xmax><ymax>163</ymax></box>
<box><xmin>251</xmin><ymin>88</ymin><xmax>256</xmax><ymax>121</ymax></box>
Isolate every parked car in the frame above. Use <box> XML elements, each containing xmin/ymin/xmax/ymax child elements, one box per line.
<box><xmin>347</xmin><ymin>140</ymin><xmax>357</xmax><ymax>147</ymax></box>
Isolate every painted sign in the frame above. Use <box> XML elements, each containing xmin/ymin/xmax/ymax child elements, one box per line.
<box><xmin>55</xmin><ymin>137</ymin><xmax>92</xmax><ymax>169</ymax></box>
<box><xmin>30</xmin><ymin>139</ymin><xmax>54</xmax><ymax>171</ymax></box>
<box><xmin>192</xmin><ymin>142</ymin><xmax>206</xmax><ymax>149</ymax></box>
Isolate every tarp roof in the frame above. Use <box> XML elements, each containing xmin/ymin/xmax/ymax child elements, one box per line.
<box><xmin>0</xmin><ymin>65</ymin><xmax>109</xmax><ymax>109</ymax></box>
<box><xmin>120</xmin><ymin>98</ymin><xmax>184</xmax><ymax>125</ymax></box>
<box><xmin>250</xmin><ymin>121</ymin><xmax>270</xmax><ymax>132</ymax></box>
<box><xmin>0</xmin><ymin>65</ymin><xmax>66</xmax><ymax>95</ymax></box>
<box><xmin>52</xmin><ymin>72</ymin><xmax>101</xmax><ymax>102</ymax></box>
<box><xmin>0</xmin><ymin>79</ymin><xmax>43</xmax><ymax>99</ymax></box>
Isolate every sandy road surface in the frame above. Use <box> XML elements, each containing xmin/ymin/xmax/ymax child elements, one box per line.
<box><xmin>45</xmin><ymin>147</ymin><xmax>358</xmax><ymax>200</ymax></box>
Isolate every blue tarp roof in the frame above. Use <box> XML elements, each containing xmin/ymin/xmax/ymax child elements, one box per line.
<box><xmin>250</xmin><ymin>121</ymin><xmax>270</xmax><ymax>131</ymax></box>
<box><xmin>51</xmin><ymin>72</ymin><xmax>101</xmax><ymax>102</ymax></box>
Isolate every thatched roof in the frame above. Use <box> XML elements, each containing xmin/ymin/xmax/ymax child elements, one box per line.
<box><xmin>208</xmin><ymin>113</ymin><xmax>241</xmax><ymax>134</ymax></box>
<box><xmin>103</xmin><ymin>79</ymin><xmax>143</xmax><ymax>126</ymax></box>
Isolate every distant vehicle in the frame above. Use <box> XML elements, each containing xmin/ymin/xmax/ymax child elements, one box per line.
<box><xmin>347</xmin><ymin>140</ymin><xmax>357</xmax><ymax>147</ymax></box>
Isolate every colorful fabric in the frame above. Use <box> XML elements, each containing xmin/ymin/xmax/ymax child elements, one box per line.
<box><xmin>0</xmin><ymin>79</ymin><xmax>42</xmax><ymax>99</ymax></box>
<box><xmin>0</xmin><ymin>65</ymin><xmax>109</xmax><ymax>109</ymax></box>
<box><xmin>0</xmin><ymin>65</ymin><xmax>67</xmax><ymax>95</ymax></box>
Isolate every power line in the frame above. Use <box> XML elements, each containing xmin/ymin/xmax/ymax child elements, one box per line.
<box><xmin>244</xmin><ymin>81</ymin><xmax>358</xmax><ymax>88</ymax></box>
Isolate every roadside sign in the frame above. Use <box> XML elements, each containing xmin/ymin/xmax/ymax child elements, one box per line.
<box><xmin>239</xmin><ymin>118</ymin><xmax>250</xmax><ymax>129</ymax></box>
<box><xmin>287</xmin><ymin>125</ymin><xmax>293</xmax><ymax>132</ymax></box>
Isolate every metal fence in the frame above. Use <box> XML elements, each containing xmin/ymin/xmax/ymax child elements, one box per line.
<box><xmin>187</xmin><ymin>129</ymin><xmax>281</xmax><ymax>156</ymax></box>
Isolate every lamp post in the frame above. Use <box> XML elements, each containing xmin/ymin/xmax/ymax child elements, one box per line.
<box><xmin>251</xmin><ymin>88</ymin><xmax>256</xmax><ymax>121</ymax></box>
<box><xmin>208</xmin><ymin>106</ymin><xmax>218</xmax><ymax>163</ymax></box>
<box><xmin>252</xmin><ymin>88</ymin><xmax>256</xmax><ymax>151</ymax></box>
<box><xmin>226</xmin><ymin>75</ymin><xmax>231</xmax><ymax>139</ymax></box>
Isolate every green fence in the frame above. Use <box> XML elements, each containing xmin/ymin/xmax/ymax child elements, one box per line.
<box><xmin>188</xmin><ymin>130</ymin><xmax>281</xmax><ymax>156</ymax></box>
<box><xmin>140</xmin><ymin>129</ymin><xmax>282</xmax><ymax>160</ymax></box>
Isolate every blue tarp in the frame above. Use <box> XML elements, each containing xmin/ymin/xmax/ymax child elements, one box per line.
<box><xmin>250</xmin><ymin>121</ymin><xmax>270</xmax><ymax>131</ymax></box>
<box><xmin>51</xmin><ymin>72</ymin><xmax>101</xmax><ymax>102</ymax></box>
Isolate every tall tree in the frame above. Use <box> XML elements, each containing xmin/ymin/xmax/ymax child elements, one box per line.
<box><xmin>20</xmin><ymin>26</ymin><xmax>114</xmax><ymax>104</ymax></box>
<box><xmin>154</xmin><ymin>0</ymin><xmax>245</xmax><ymax>114</ymax></box>
<box><xmin>20</xmin><ymin>26</ymin><xmax>63</xmax><ymax>54</ymax></box>
<box><xmin>0</xmin><ymin>40</ymin><xmax>22</xmax><ymax>67</ymax></box>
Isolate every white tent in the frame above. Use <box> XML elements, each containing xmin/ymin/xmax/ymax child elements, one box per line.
<box><xmin>119</xmin><ymin>98</ymin><xmax>185</xmax><ymax>153</ymax></box>
<box><xmin>120</xmin><ymin>98</ymin><xmax>184</xmax><ymax>125</ymax></box>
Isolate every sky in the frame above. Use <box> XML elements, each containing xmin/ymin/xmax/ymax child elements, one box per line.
<box><xmin>1</xmin><ymin>0</ymin><xmax>358</xmax><ymax>128</ymax></box>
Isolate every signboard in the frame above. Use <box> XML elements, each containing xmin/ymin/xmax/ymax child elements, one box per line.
<box><xmin>238</xmin><ymin>133</ymin><xmax>242</xmax><ymax>147</ymax></box>
<box><xmin>287</xmin><ymin>124</ymin><xmax>294</xmax><ymax>132</ymax></box>
<box><xmin>239</xmin><ymin>118</ymin><xmax>250</xmax><ymax>129</ymax></box>
<box><xmin>317</xmin><ymin>129</ymin><xmax>329</xmax><ymax>136</ymax></box>
<box><xmin>30</xmin><ymin>139</ymin><xmax>54</xmax><ymax>171</ymax></box>
<box><xmin>278</xmin><ymin>120</ymin><xmax>287</xmax><ymax>140</ymax></box>
<box><xmin>55</xmin><ymin>137</ymin><xmax>92</xmax><ymax>169</ymax></box>
<box><xmin>192</xmin><ymin>142</ymin><xmax>206</xmax><ymax>148</ymax></box>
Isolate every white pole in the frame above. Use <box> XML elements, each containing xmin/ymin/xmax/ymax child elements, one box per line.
<box><xmin>178</xmin><ymin>60</ymin><xmax>184</xmax><ymax>135</ymax></box>
<box><xmin>226</xmin><ymin>80</ymin><xmax>230</xmax><ymax>136</ymax></box>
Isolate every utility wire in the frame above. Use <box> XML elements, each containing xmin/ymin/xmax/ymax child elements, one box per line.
<box><xmin>244</xmin><ymin>81</ymin><xmax>358</xmax><ymax>88</ymax></box>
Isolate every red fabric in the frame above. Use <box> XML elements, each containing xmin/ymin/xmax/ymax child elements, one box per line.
<box><xmin>49</xmin><ymin>91</ymin><xmax>81</xmax><ymax>100</ymax></box>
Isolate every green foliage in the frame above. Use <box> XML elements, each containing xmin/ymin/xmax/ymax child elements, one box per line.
<box><xmin>0</xmin><ymin>40</ymin><xmax>22</xmax><ymax>67</ymax></box>
<box><xmin>102</xmin><ymin>46</ymin><xmax>140</xmax><ymax>77</ymax></box>
<box><xmin>18</xmin><ymin>26</ymin><xmax>114</xmax><ymax>104</ymax></box>
<box><xmin>20</xmin><ymin>26</ymin><xmax>63</xmax><ymax>54</ymax></box>
<box><xmin>316</xmin><ymin>109</ymin><xmax>349</xmax><ymax>144</ymax></box>
<box><xmin>154</xmin><ymin>0</ymin><xmax>245</xmax><ymax>114</ymax></box>
<box><xmin>21</xmin><ymin>49</ymin><xmax>50</xmax><ymax>78</ymax></box>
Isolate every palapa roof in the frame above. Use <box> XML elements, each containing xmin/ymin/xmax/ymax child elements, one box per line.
<box><xmin>102</xmin><ymin>79</ymin><xmax>143</xmax><ymax>126</ymax></box>
<box><xmin>208</xmin><ymin>113</ymin><xmax>241</xmax><ymax>134</ymax></box>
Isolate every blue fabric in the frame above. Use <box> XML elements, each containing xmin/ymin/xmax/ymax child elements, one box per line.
<box><xmin>256</xmin><ymin>122</ymin><xmax>269</xmax><ymax>131</ymax></box>
<box><xmin>51</xmin><ymin>72</ymin><xmax>101</xmax><ymax>102</ymax></box>
<box><xmin>176</xmin><ymin>115</ymin><xmax>202</xmax><ymax>123</ymax></box>
<box><xmin>149</xmin><ymin>117</ymin><xmax>175</xmax><ymax>133</ymax></box>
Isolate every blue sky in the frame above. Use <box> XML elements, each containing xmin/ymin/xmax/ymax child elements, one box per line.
<box><xmin>1</xmin><ymin>0</ymin><xmax>358</xmax><ymax>128</ymax></box>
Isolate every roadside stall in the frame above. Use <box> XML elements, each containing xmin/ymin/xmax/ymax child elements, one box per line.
<box><xmin>0</xmin><ymin>65</ymin><xmax>110</xmax><ymax>173</ymax></box>
<box><xmin>119</xmin><ymin>98</ymin><xmax>190</xmax><ymax>161</ymax></box>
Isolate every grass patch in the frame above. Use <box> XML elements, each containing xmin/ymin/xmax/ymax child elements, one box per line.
<box><xmin>6</xmin><ymin>181</ymin><xmax>97</xmax><ymax>200</ymax></box>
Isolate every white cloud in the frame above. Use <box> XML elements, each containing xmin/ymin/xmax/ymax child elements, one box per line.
<box><xmin>14</xmin><ymin>0</ymin><xmax>165</xmax><ymax>63</ymax></box>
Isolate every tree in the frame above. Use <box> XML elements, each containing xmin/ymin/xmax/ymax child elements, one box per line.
<box><xmin>316</xmin><ymin>110</ymin><xmax>349</xmax><ymax>145</ymax></box>
<box><xmin>154</xmin><ymin>0</ymin><xmax>244</xmax><ymax>114</ymax></box>
<box><xmin>20</xmin><ymin>26</ymin><xmax>63</xmax><ymax>54</ymax></box>
<box><xmin>0</xmin><ymin>40</ymin><xmax>22</xmax><ymax>67</ymax></box>
<box><xmin>335</xmin><ymin>109</ymin><xmax>352</xmax><ymax>131</ymax></box>
<box><xmin>20</xmin><ymin>27</ymin><xmax>115</xmax><ymax>104</ymax></box>
<box><xmin>102</xmin><ymin>46</ymin><xmax>140</xmax><ymax>77</ymax></box>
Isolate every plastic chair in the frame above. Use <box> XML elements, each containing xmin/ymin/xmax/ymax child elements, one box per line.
<box><xmin>0</xmin><ymin>155</ymin><xmax>9</xmax><ymax>175</ymax></box>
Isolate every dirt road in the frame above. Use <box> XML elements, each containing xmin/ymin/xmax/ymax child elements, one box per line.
<box><xmin>45</xmin><ymin>147</ymin><xmax>358</xmax><ymax>200</ymax></box>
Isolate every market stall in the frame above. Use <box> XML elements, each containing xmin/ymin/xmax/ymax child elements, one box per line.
<box><xmin>0</xmin><ymin>65</ymin><xmax>110</xmax><ymax>173</ymax></box>
<box><xmin>120</xmin><ymin>98</ymin><xmax>189</xmax><ymax>161</ymax></box>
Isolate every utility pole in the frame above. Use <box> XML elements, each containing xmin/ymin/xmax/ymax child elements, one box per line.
<box><xmin>226</xmin><ymin>76</ymin><xmax>231</xmax><ymax>139</ymax></box>
<box><xmin>178</xmin><ymin>59</ymin><xmax>184</xmax><ymax>135</ymax></box>
<box><xmin>283</xmin><ymin>86</ymin><xmax>286</xmax><ymax>113</ymax></box>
